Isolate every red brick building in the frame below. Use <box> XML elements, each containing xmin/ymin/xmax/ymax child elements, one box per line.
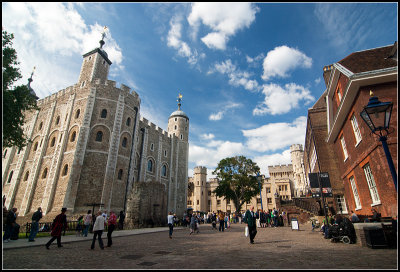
<box><xmin>324</xmin><ymin>42</ymin><xmax>397</xmax><ymax>218</ymax></box>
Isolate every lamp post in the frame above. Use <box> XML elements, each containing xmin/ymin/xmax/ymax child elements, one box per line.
<box><xmin>257</xmin><ymin>172</ymin><xmax>263</xmax><ymax>211</ymax></box>
<box><xmin>360</xmin><ymin>91</ymin><xmax>397</xmax><ymax>192</ymax></box>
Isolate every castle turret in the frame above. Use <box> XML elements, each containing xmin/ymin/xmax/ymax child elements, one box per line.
<box><xmin>78</xmin><ymin>26</ymin><xmax>112</xmax><ymax>86</ymax></box>
<box><xmin>167</xmin><ymin>93</ymin><xmax>189</xmax><ymax>142</ymax></box>
<box><xmin>290</xmin><ymin>144</ymin><xmax>307</xmax><ymax>197</ymax></box>
<box><xmin>193</xmin><ymin>166</ymin><xmax>207</xmax><ymax>212</ymax></box>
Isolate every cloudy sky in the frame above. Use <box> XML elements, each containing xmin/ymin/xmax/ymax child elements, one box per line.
<box><xmin>2</xmin><ymin>3</ymin><xmax>397</xmax><ymax>178</ymax></box>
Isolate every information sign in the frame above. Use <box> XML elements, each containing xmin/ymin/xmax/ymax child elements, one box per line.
<box><xmin>291</xmin><ymin>218</ymin><xmax>299</xmax><ymax>231</ymax></box>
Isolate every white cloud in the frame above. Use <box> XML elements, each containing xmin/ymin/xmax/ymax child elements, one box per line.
<box><xmin>209</xmin><ymin>59</ymin><xmax>260</xmax><ymax>92</ymax></box>
<box><xmin>242</xmin><ymin>116</ymin><xmax>307</xmax><ymax>152</ymax></box>
<box><xmin>253</xmin><ymin>150</ymin><xmax>292</xmax><ymax>177</ymax></box>
<box><xmin>262</xmin><ymin>45</ymin><xmax>312</xmax><ymax>81</ymax></box>
<box><xmin>2</xmin><ymin>3</ymin><xmax>123</xmax><ymax>99</ymax></box>
<box><xmin>253</xmin><ymin>83</ymin><xmax>315</xmax><ymax>116</ymax></box>
<box><xmin>201</xmin><ymin>133</ymin><xmax>215</xmax><ymax>140</ymax></box>
<box><xmin>188</xmin><ymin>2</ymin><xmax>259</xmax><ymax>50</ymax></box>
<box><xmin>315</xmin><ymin>78</ymin><xmax>321</xmax><ymax>85</ymax></box>
<box><xmin>189</xmin><ymin>141</ymin><xmax>246</xmax><ymax>170</ymax></box>
<box><xmin>209</xmin><ymin>101</ymin><xmax>242</xmax><ymax>121</ymax></box>
<box><xmin>167</xmin><ymin>15</ymin><xmax>203</xmax><ymax>65</ymax></box>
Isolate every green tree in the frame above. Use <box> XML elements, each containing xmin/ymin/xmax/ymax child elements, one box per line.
<box><xmin>3</xmin><ymin>29</ymin><xmax>39</xmax><ymax>150</ymax></box>
<box><xmin>212</xmin><ymin>155</ymin><xmax>261</xmax><ymax>214</ymax></box>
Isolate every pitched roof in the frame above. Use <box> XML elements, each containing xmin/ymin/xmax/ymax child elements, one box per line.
<box><xmin>338</xmin><ymin>43</ymin><xmax>397</xmax><ymax>74</ymax></box>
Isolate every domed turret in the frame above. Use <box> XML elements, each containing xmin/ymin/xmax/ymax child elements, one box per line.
<box><xmin>168</xmin><ymin>93</ymin><xmax>189</xmax><ymax>142</ymax></box>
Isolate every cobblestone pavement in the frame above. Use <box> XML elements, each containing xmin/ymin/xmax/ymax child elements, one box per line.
<box><xmin>3</xmin><ymin>223</ymin><xmax>398</xmax><ymax>269</ymax></box>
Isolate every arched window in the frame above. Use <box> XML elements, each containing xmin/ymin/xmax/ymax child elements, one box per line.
<box><xmin>7</xmin><ymin>171</ymin><xmax>14</xmax><ymax>183</ymax></box>
<box><xmin>101</xmin><ymin>109</ymin><xmax>107</xmax><ymax>118</ymax></box>
<box><xmin>62</xmin><ymin>164</ymin><xmax>68</xmax><ymax>176</ymax></box>
<box><xmin>122</xmin><ymin>137</ymin><xmax>127</xmax><ymax>147</ymax></box>
<box><xmin>150</xmin><ymin>143</ymin><xmax>154</xmax><ymax>151</ymax></box>
<box><xmin>118</xmin><ymin>169</ymin><xmax>123</xmax><ymax>180</ymax></box>
<box><xmin>56</xmin><ymin>116</ymin><xmax>60</xmax><ymax>125</ymax></box>
<box><xmin>42</xmin><ymin>168</ymin><xmax>48</xmax><ymax>179</ymax></box>
<box><xmin>24</xmin><ymin>171</ymin><xmax>29</xmax><ymax>181</ymax></box>
<box><xmin>180</xmin><ymin>134</ymin><xmax>183</xmax><ymax>140</ymax></box>
<box><xmin>95</xmin><ymin>131</ymin><xmax>103</xmax><ymax>142</ymax></box>
<box><xmin>3</xmin><ymin>149</ymin><xmax>7</xmax><ymax>158</ymax></box>
<box><xmin>75</xmin><ymin>109</ymin><xmax>80</xmax><ymax>119</ymax></box>
<box><xmin>70</xmin><ymin>131</ymin><xmax>76</xmax><ymax>142</ymax></box>
<box><xmin>162</xmin><ymin>165</ymin><xmax>167</xmax><ymax>177</ymax></box>
<box><xmin>147</xmin><ymin>159</ymin><xmax>153</xmax><ymax>172</ymax></box>
<box><xmin>50</xmin><ymin>137</ymin><xmax>56</xmax><ymax>147</ymax></box>
<box><xmin>126</xmin><ymin>117</ymin><xmax>131</xmax><ymax>126</ymax></box>
<box><xmin>33</xmin><ymin>142</ymin><xmax>38</xmax><ymax>151</ymax></box>
<box><xmin>39</xmin><ymin>122</ymin><xmax>43</xmax><ymax>130</ymax></box>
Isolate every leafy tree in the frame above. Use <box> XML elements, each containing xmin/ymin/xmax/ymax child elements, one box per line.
<box><xmin>3</xmin><ymin>29</ymin><xmax>39</xmax><ymax>150</ymax></box>
<box><xmin>212</xmin><ymin>155</ymin><xmax>261</xmax><ymax>214</ymax></box>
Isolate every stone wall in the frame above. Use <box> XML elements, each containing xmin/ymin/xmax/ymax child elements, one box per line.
<box><xmin>125</xmin><ymin>181</ymin><xmax>168</xmax><ymax>228</ymax></box>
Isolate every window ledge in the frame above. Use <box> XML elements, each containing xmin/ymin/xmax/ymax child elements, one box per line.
<box><xmin>355</xmin><ymin>207</ymin><xmax>362</xmax><ymax>211</ymax></box>
<box><xmin>371</xmin><ymin>202</ymin><xmax>381</xmax><ymax>207</ymax></box>
<box><xmin>355</xmin><ymin>140</ymin><xmax>362</xmax><ymax>147</ymax></box>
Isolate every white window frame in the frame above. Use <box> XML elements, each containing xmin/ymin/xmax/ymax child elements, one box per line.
<box><xmin>350</xmin><ymin>114</ymin><xmax>362</xmax><ymax>146</ymax></box>
<box><xmin>349</xmin><ymin>176</ymin><xmax>362</xmax><ymax>210</ymax></box>
<box><xmin>336</xmin><ymin>195</ymin><xmax>348</xmax><ymax>214</ymax></box>
<box><xmin>363</xmin><ymin>164</ymin><xmax>380</xmax><ymax>205</ymax></box>
<box><xmin>340</xmin><ymin>135</ymin><xmax>349</xmax><ymax>161</ymax></box>
<box><xmin>310</xmin><ymin>145</ymin><xmax>317</xmax><ymax>171</ymax></box>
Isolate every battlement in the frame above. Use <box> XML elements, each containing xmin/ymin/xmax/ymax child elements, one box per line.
<box><xmin>268</xmin><ymin>164</ymin><xmax>293</xmax><ymax>172</ymax></box>
<box><xmin>290</xmin><ymin>144</ymin><xmax>304</xmax><ymax>152</ymax></box>
<box><xmin>105</xmin><ymin>79</ymin><xmax>117</xmax><ymax>88</ymax></box>
<box><xmin>37</xmin><ymin>85</ymin><xmax>76</xmax><ymax>106</ymax></box>
<box><xmin>194</xmin><ymin>166</ymin><xmax>207</xmax><ymax>174</ymax></box>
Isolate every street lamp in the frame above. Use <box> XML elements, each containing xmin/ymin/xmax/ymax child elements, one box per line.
<box><xmin>360</xmin><ymin>91</ymin><xmax>397</xmax><ymax>191</ymax></box>
<box><xmin>256</xmin><ymin>172</ymin><xmax>263</xmax><ymax>211</ymax></box>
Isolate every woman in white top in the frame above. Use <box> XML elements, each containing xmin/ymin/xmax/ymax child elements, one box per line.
<box><xmin>167</xmin><ymin>212</ymin><xmax>175</xmax><ymax>239</ymax></box>
<box><xmin>91</xmin><ymin>211</ymin><xmax>105</xmax><ymax>250</ymax></box>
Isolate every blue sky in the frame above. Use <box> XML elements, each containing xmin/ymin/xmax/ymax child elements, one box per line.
<box><xmin>2</xmin><ymin>3</ymin><xmax>397</xmax><ymax>178</ymax></box>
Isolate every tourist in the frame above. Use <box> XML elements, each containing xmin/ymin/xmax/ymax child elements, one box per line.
<box><xmin>244</xmin><ymin>206</ymin><xmax>258</xmax><ymax>244</ymax></box>
<box><xmin>83</xmin><ymin>210</ymin><xmax>92</xmax><ymax>237</ymax></box>
<box><xmin>167</xmin><ymin>211</ymin><xmax>174</xmax><ymax>239</ymax></box>
<box><xmin>106</xmin><ymin>211</ymin><xmax>117</xmax><ymax>247</ymax></box>
<box><xmin>28</xmin><ymin>207</ymin><xmax>42</xmax><ymax>242</ymax></box>
<box><xmin>218</xmin><ymin>212</ymin><xmax>225</xmax><ymax>232</ymax></box>
<box><xmin>76</xmin><ymin>215</ymin><xmax>84</xmax><ymax>236</ymax></box>
<box><xmin>3</xmin><ymin>207</ymin><xmax>18</xmax><ymax>243</ymax></box>
<box><xmin>118</xmin><ymin>211</ymin><xmax>125</xmax><ymax>230</ymax></box>
<box><xmin>91</xmin><ymin>211</ymin><xmax>105</xmax><ymax>250</ymax></box>
<box><xmin>46</xmin><ymin>207</ymin><xmax>68</xmax><ymax>249</ymax></box>
<box><xmin>350</xmin><ymin>211</ymin><xmax>360</xmax><ymax>223</ymax></box>
<box><xmin>189</xmin><ymin>213</ymin><xmax>197</xmax><ymax>235</ymax></box>
<box><xmin>266</xmin><ymin>210</ymin><xmax>271</xmax><ymax>227</ymax></box>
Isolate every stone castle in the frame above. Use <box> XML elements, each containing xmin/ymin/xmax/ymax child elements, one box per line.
<box><xmin>187</xmin><ymin>145</ymin><xmax>307</xmax><ymax>214</ymax></box>
<box><xmin>2</xmin><ymin>32</ymin><xmax>189</xmax><ymax>227</ymax></box>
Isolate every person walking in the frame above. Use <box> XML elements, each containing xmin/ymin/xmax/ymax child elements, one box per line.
<box><xmin>118</xmin><ymin>211</ymin><xmax>125</xmax><ymax>230</ymax></box>
<box><xmin>189</xmin><ymin>213</ymin><xmax>196</xmax><ymax>235</ymax></box>
<box><xmin>218</xmin><ymin>212</ymin><xmax>225</xmax><ymax>232</ymax></box>
<box><xmin>83</xmin><ymin>210</ymin><xmax>92</xmax><ymax>237</ymax></box>
<box><xmin>28</xmin><ymin>207</ymin><xmax>42</xmax><ymax>242</ymax></box>
<box><xmin>91</xmin><ymin>211</ymin><xmax>105</xmax><ymax>250</ymax></box>
<box><xmin>3</xmin><ymin>207</ymin><xmax>18</xmax><ymax>243</ymax></box>
<box><xmin>167</xmin><ymin>212</ymin><xmax>174</xmax><ymax>239</ymax></box>
<box><xmin>244</xmin><ymin>206</ymin><xmax>258</xmax><ymax>244</ymax></box>
<box><xmin>45</xmin><ymin>207</ymin><xmax>68</xmax><ymax>249</ymax></box>
<box><xmin>106</xmin><ymin>210</ymin><xmax>117</xmax><ymax>247</ymax></box>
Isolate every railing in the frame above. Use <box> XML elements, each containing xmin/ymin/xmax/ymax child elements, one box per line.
<box><xmin>292</xmin><ymin>198</ymin><xmax>321</xmax><ymax>216</ymax></box>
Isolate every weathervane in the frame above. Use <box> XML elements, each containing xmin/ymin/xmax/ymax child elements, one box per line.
<box><xmin>100</xmin><ymin>26</ymin><xmax>108</xmax><ymax>49</ymax></box>
<box><xmin>177</xmin><ymin>93</ymin><xmax>183</xmax><ymax>110</ymax></box>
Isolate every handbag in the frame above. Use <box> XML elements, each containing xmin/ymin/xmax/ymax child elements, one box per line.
<box><xmin>245</xmin><ymin>226</ymin><xmax>249</xmax><ymax>237</ymax></box>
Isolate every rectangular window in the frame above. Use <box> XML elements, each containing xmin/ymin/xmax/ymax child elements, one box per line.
<box><xmin>310</xmin><ymin>145</ymin><xmax>317</xmax><ymax>171</ymax></box>
<box><xmin>340</xmin><ymin>135</ymin><xmax>349</xmax><ymax>160</ymax></box>
<box><xmin>349</xmin><ymin>176</ymin><xmax>362</xmax><ymax>210</ymax></box>
<box><xmin>266</xmin><ymin>187</ymin><xmax>271</xmax><ymax>193</ymax></box>
<box><xmin>336</xmin><ymin>195</ymin><xmax>348</xmax><ymax>214</ymax></box>
<box><xmin>197</xmin><ymin>200</ymin><xmax>199</xmax><ymax>205</ymax></box>
<box><xmin>267</xmin><ymin>198</ymin><xmax>272</xmax><ymax>204</ymax></box>
<box><xmin>350</xmin><ymin>114</ymin><xmax>362</xmax><ymax>145</ymax></box>
<box><xmin>217</xmin><ymin>200</ymin><xmax>221</xmax><ymax>205</ymax></box>
<box><xmin>363</xmin><ymin>164</ymin><xmax>380</xmax><ymax>204</ymax></box>
<box><xmin>257</xmin><ymin>198</ymin><xmax>261</xmax><ymax>204</ymax></box>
